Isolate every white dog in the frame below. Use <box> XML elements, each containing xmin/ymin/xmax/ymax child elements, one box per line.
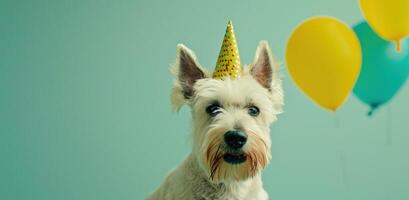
<box><xmin>147</xmin><ymin>40</ymin><xmax>283</xmax><ymax>200</ymax></box>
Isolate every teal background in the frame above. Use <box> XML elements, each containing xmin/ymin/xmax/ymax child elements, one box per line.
<box><xmin>1</xmin><ymin>0</ymin><xmax>408</xmax><ymax>199</ymax></box>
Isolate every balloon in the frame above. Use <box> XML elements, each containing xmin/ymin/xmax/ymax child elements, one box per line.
<box><xmin>353</xmin><ymin>22</ymin><xmax>409</xmax><ymax>115</ymax></box>
<box><xmin>359</xmin><ymin>0</ymin><xmax>409</xmax><ymax>51</ymax></box>
<box><xmin>286</xmin><ymin>16</ymin><xmax>362</xmax><ymax>111</ymax></box>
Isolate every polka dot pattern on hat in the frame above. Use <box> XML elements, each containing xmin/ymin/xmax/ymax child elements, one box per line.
<box><xmin>213</xmin><ymin>20</ymin><xmax>242</xmax><ymax>80</ymax></box>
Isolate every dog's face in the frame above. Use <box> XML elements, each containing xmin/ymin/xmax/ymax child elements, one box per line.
<box><xmin>171</xmin><ymin>41</ymin><xmax>283</xmax><ymax>183</ymax></box>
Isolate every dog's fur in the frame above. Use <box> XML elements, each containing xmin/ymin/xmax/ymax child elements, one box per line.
<box><xmin>147</xmin><ymin>41</ymin><xmax>283</xmax><ymax>200</ymax></box>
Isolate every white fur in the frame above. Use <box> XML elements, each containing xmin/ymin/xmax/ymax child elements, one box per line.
<box><xmin>147</xmin><ymin>41</ymin><xmax>283</xmax><ymax>200</ymax></box>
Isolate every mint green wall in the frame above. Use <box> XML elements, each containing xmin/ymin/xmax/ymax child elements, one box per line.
<box><xmin>1</xmin><ymin>0</ymin><xmax>408</xmax><ymax>199</ymax></box>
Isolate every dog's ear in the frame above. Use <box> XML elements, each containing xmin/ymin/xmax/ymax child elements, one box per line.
<box><xmin>250</xmin><ymin>41</ymin><xmax>278</xmax><ymax>90</ymax></box>
<box><xmin>250</xmin><ymin>40</ymin><xmax>283</xmax><ymax>114</ymax></box>
<box><xmin>171</xmin><ymin>44</ymin><xmax>207</xmax><ymax>111</ymax></box>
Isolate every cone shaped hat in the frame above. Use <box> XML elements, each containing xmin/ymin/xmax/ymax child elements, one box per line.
<box><xmin>213</xmin><ymin>20</ymin><xmax>241</xmax><ymax>79</ymax></box>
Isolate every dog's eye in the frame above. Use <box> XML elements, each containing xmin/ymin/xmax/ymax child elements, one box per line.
<box><xmin>206</xmin><ymin>103</ymin><xmax>222</xmax><ymax>117</ymax></box>
<box><xmin>248</xmin><ymin>106</ymin><xmax>260</xmax><ymax>117</ymax></box>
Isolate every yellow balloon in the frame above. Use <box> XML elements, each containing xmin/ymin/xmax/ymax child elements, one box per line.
<box><xmin>359</xmin><ymin>0</ymin><xmax>409</xmax><ymax>51</ymax></box>
<box><xmin>286</xmin><ymin>16</ymin><xmax>362</xmax><ymax>111</ymax></box>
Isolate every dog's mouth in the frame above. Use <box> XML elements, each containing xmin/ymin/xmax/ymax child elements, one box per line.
<box><xmin>223</xmin><ymin>153</ymin><xmax>247</xmax><ymax>164</ymax></box>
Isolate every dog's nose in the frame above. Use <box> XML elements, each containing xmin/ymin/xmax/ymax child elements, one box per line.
<box><xmin>224</xmin><ymin>130</ymin><xmax>247</xmax><ymax>149</ymax></box>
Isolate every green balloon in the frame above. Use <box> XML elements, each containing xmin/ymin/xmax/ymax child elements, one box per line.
<box><xmin>353</xmin><ymin>22</ymin><xmax>409</xmax><ymax>116</ymax></box>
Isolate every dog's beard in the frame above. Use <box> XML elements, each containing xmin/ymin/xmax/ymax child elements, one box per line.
<box><xmin>202</xmin><ymin>127</ymin><xmax>270</xmax><ymax>183</ymax></box>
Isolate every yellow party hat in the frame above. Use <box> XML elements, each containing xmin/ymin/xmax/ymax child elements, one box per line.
<box><xmin>213</xmin><ymin>20</ymin><xmax>242</xmax><ymax>79</ymax></box>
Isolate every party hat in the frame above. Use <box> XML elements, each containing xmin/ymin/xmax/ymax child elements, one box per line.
<box><xmin>213</xmin><ymin>20</ymin><xmax>242</xmax><ymax>79</ymax></box>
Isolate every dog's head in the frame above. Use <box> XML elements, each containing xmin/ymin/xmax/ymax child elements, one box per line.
<box><xmin>171</xmin><ymin>41</ymin><xmax>283</xmax><ymax>183</ymax></box>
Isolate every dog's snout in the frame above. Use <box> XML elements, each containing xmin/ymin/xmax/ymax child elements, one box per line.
<box><xmin>224</xmin><ymin>130</ymin><xmax>247</xmax><ymax>149</ymax></box>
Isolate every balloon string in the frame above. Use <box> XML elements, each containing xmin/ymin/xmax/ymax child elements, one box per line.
<box><xmin>340</xmin><ymin>151</ymin><xmax>349</xmax><ymax>188</ymax></box>
<box><xmin>332</xmin><ymin>113</ymin><xmax>349</xmax><ymax>188</ymax></box>
<box><xmin>386</xmin><ymin>105</ymin><xmax>392</xmax><ymax>145</ymax></box>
